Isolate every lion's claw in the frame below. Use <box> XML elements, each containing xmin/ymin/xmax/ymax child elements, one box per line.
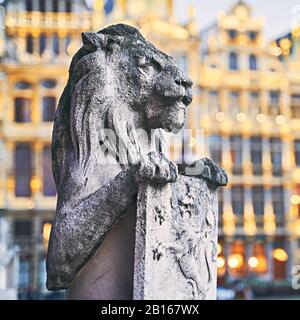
<box><xmin>134</xmin><ymin>151</ymin><xmax>178</xmax><ymax>185</ymax></box>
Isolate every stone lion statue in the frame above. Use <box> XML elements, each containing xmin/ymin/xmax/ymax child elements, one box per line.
<box><xmin>46</xmin><ymin>24</ymin><xmax>227</xmax><ymax>299</ymax></box>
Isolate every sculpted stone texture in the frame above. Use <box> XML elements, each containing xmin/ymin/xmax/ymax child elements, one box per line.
<box><xmin>46</xmin><ymin>23</ymin><xmax>228</xmax><ymax>299</ymax></box>
<box><xmin>134</xmin><ymin>177</ymin><xmax>219</xmax><ymax>300</ymax></box>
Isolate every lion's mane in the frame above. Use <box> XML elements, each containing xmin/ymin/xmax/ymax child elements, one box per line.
<box><xmin>52</xmin><ymin>24</ymin><xmax>165</xmax><ymax>193</ymax></box>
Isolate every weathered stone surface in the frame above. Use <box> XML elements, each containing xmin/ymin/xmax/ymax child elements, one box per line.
<box><xmin>134</xmin><ymin>176</ymin><xmax>218</xmax><ymax>300</ymax></box>
<box><xmin>46</xmin><ymin>23</ymin><xmax>227</xmax><ymax>299</ymax></box>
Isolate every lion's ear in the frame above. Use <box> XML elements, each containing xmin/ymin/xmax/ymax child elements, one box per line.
<box><xmin>81</xmin><ymin>32</ymin><xmax>107</xmax><ymax>51</ymax></box>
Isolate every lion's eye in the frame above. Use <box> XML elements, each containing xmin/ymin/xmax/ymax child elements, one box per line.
<box><xmin>137</xmin><ymin>56</ymin><xmax>149</xmax><ymax>68</ymax></box>
<box><xmin>137</xmin><ymin>57</ymin><xmax>162</xmax><ymax>72</ymax></box>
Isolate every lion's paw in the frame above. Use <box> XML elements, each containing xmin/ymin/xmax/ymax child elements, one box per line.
<box><xmin>134</xmin><ymin>151</ymin><xmax>178</xmax><ymax>185</ymax></box>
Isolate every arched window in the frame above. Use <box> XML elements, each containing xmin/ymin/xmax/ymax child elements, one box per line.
<box><xmin>66</xmin><ymin>0</ymin><xmax>72</xmax><ymax>13</ymax></box>
<box><xmin>14</xmin><ymin>98</ymin><xmax>31</xmax><ymax>123</ymax></box>
<box><xmin>42</xmin><ymin>96</ymin><xmax>56</xmax><ymax>121</ymax></box>
<box><xmin>39</xmin><ymin>33</ymin><xmax>47</xmax><ymax>55</ymax></box>
<box><xmin>41</xmin><ymin>79</ymin><xmax>57</xmax><ymax>89</ymax></box>
<box><xmin>229</xmin><ymin>52</ymin><xmax>238</xmax><ymax>70</ymax></box>
<box><xmin>26</xmin><ymin>34</ymin><xmax>33</xmax><ymax>54</ymax></box>
<box><xmin>65</xmin><ymin>34</ymin><xmax>71</xmax><ymax>55</ymax></box>
<box><xmin>249</xmin><ymin>54</ymin><xmax>257</xmax><ymax>70</ymax></box>
<box><xmin>15</xmin><ymin>81</ymin><xmax>32</xmax><ymax>90</ymax></box>
<box><xmin>15</xmin><ymin>144</ymin><xmax>32</xmax><ymax>197</ymax></box>
<box><xmin>39</xmin><ymin>0</ymin><xmax>46</xmax><ymax>12</ymax></box>
<box><xmin>53</xmin><ymin>33</ymin><xmax>59</xmax><ymax>55</ymax></box>
<box><xmin>25</xmin><ymin>0</ymin><xmax>33</xmax><ymax>11</ymax></box>
<box><xmin>209</xmin><ymin>135</ymin><xmax>222</xmax><ymax>165</ymax></box>
<box><xmin>53</xmin><ymin>0</ymin><xmax>59</xmax><ymax>12</ymax></box>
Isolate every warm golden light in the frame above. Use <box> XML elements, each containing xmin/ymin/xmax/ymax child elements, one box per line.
<box><xmin>272</xmin><ymin>46</ymin><xmax>282</xmax><ymax>56</ymax></box>
<box><xmin>292</xmin><ymin>27</ymin><xmax>300</xmax><ymax>37</ymax></box>
<box><xmin>26</xmin><ymin>200</ymin><xmax>35</xmax><ymax>210</ymax></box>
<box><xmin>43</xmin><ymin>223</ymin><xmax>52</xmax><ymax>242</ymax></box>
<box><xmin>248</xmin><ymin>256</ymin><xmax>259</xmax><ymax>268</ymax></box>
<box><xmin>280</xmin><ymin>38</ymin><xmax>291</xmax><ymax>50</ymax></box>
<box><xmin>216</xmin><ymin>112</ymin><xmax>226</xmax><ymax>122</ymax></box>
<box><xmin>228</xmin><ymin>253</ymin><xmax>243</xmax><ymax>269</ymax></box>
<box><xmin>291</xmin><ymin>195</ymin><xmax>300</xmax><ymax>205</ymax></box>
<box><xmin>256</xmin><ymin>113</ymin><xmax>266</xmax><ymax>124</ymax></box>
<box><xmin>237</xmin><ymin>112</ymin><xmax>247</xmax><ymax>122</ymax></box>
<box><xmin>217</xmin><ymin>256</ymin><xmax>225</xmax><ymax>268</ymax></box>
<box><xmin>30</xmin><ymin>176</ymin><xmax>41</xmax><ymax>193</ymax></box>
<box><xmin>217</xmin><ymin>243</ymin><xmax>222</xmax><ymax>255</ymax></box>
<box><xmin>273</xmin><ymin>248</ymin><xmax>288</xmax><ymax>262</ymax></box>
<box><xmin>292</xmin><ymin>220</ymin><xmax>300</xmax><ymax>236</ymax></box>
<box><xmin>189</xmin><ymin>137</ymin><xmax>196</xmax><ymax>148</ymax></box>
<box><xmin>276</xmin><ymin>115</ymin><xmax>286</xmax><ymax>125</ymax></box>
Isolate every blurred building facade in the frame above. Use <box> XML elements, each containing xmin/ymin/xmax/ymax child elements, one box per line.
<box><xmin>0</xmin><ymin>0</ymin><xmax>299</xmax><ymax>298</ymax></box>
<box><xmin>198</xmin><ymin>1</ymin><xmax>300</xmax><ymax>284</ymax></box>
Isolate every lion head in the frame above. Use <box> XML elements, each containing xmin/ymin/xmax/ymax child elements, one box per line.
<box><xmin>52</xmin><ymin>24</ymin><xmax>193</xmax><ymax>191</ymax></box>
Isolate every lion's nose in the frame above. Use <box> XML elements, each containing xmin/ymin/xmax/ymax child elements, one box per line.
<box><xmin>182</xmin><ymin>93</ymin><xmax>193</xmax><ymax>106</ymax></box>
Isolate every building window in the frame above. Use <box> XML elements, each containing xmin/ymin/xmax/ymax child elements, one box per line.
<box><xmin>230</xmin><ymin>135</ymin><xmax>243</xmax><ymax>175</ymax></box>
<box><xmin>39</xmin><ymin>0</ymin><xmax>46</xmax><ymax>12</ymax></box>
<box><xmin>291</xmin><ymin>94</ymin><xmax>300</xmax><ymax>118</ymax></box>
<box><xmin>250</xmin><ymin>136</ymin><xmax>262</xmax><ymax>175</ymax></box>
<box><xmin>53</xmin><ymin>33</ymin><xmax>59</xmax><ymax>55</ymax></box>
<box><xmin>249</xmin><ymin>54</ymin><xmax>257</xmax><ymax>70</ymax></box>
<box><xmin>250</xmin><ymin>243</ymin><xmax>268</xmax><ymax>274</ymax></box>
<box><xmin>231</xmin><ymin>185</ymin><xmax>244</xmax><ymax>216</ymax></box>
<box><xmin>229</xmin><ymin>91</ymin><xmax>240</xmax><ymax>114</ymax></box>
<box><xmin>26</xmin><ymin>34</ymin><xmax>34</xmax><ymax>54</ymax></box>
<box><xmin>39</xmin><ymin>33</ymin><xmax>47</xmax><ymax>55</ymax></box>
<box><xmin>249</xmin><ymin>91</ymin><xmax>260</xmax><ymax>116</ymax></box>
<box><xmin>25</xmin><ymin>0</ymin><xmax>33</xmax><ymax>11</ymax></box>
<box><xmin>208</xmin><ymin>90</ymin><xmax>219</xmax><ymax>113</ymax></box>
<box><xmin>228</xmin><ymin>241</ymin><xmax>246</xmax><ymax>276</ymax></box>
<box><xmin>66</xmin><ymin>0</ymin><xmax>72</xmax><ymax>13</ymax></box>
<box><xmin>269</xmin><ymin>91</ymin><xmax>280</xmax><ymax>115</ymax></box>
<box><xmin>248</xmin><ymin>31</ymin><xmax>258</xmax><ymax>41</ymax></box>
<box><xmin>42</xmin><ymin>96</ymin><xmax>56</xmax><ymax>122</ymax></box>
<box><xmin>270</xmin><ymin>138</ymin><xmax>282</xmax><ymax>176</ymax></box>
<box><xmin>53</xmin><ymin>0</ymin><xmax>59</xmax><ymax>12</ymax></box>
<box><xmin>42</xmin><ymin>146</ymin><xmax>56</xmax><ymax>196</ymax></box>
<box><xmin>15</xmin><ymin>144</ymin><xmax>32</xmax><ymax>197</ymax></box>
<box><xmin>39</xmin><ymin>258</ymin><xmax>47</xmax><ymax>292</ymax></box>
<box><xmin>14</xmin><ymin>98</ymin><xmax>31</xmax><ymax>123</ymax></box>
<box><xmin>228</xmin><ymin>29</ymin><xmax>237</xmax><ymax>40</ymax></box>
<box><xmin>65</xmin><ymin>34</ymin><xmax>71</xmax><ymax>55</ymax></box>
<box><xmin>14</xmin><ymin>221</ymin><xmax>32</xmax><ymax>238</ymax></box>
<box><xmin>252</xmin><ymin>186</ymin><xmax>264</xmax><ymax>216</ymax></box>
<box><xmin>229</xmin><ymin>52</ymin><xmax>238</xmax><ymax>70</ymax></box>
<box><xmin>209</xmin><ymin>135</ymin><xmax>222</xmax><ymax>165</ymax></box>
<box><xmin>272</xmin><ymin>187</ymin><xmax>285</xmax><ymax>224</ymax></box>
<box><xmin>19</xmin><ymin>260</ymin><xmax>30</xmax><ymax>290</ymax></box>
<box><xmin>295</xmin><ymin>140</ymin><xmax>300</xmax><ymax>166</ymax></box>
<box><xmin>41</xmin><ymin>79</ymin><xmax>57</xmax><ymax>89</ymax></box>
<box><xmin>15</xmin><ymin>81</ymin><xmax>32</xmax><ymax>90</ymax></box>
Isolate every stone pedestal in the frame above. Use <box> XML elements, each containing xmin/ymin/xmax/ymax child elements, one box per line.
<box><xmin>134</xmin><ymin>175</ymin><xmax>218</xmax><ymax>300</ymax></box>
